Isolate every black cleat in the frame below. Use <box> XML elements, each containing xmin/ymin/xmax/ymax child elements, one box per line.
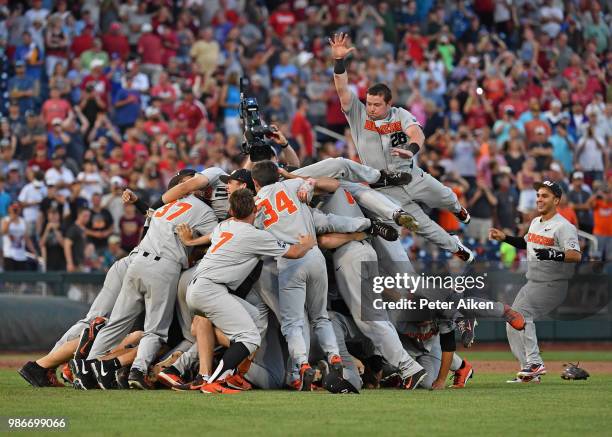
<box><xmin>392</xmin><ymin>210</ymin><xmax>419</xmax><ymax>232</ymax></box>
<box><xmin>456</xmin><ymin>318</ymin><xmax>477</xmax><ymax>348</ymax></box>
<box><xmin>455</xmin><ymin>206</ymin><xmax>471</xmax><ymax>224</ymax></box>
<box><xmin>115</xmin><ymin>366</ymin><xmax>130</xmax><ymax>389</ymax></box>
<box><xmin>91</xmin><ymin>360</ymin><xmax>120</xmax><ymax>390</ymax></box>
<box><xmin>18</xmin><ymin>361</ymin><xmax>52</xmax><ymax>387</ymax></box>
<box><xmin>128</xmin><ymin>368</ymin><xmax>153</xmax><ymax>390</ymax></box>
<box><xmin>329</xmin><ymin>355</ymin><xmax>344</xmax><ymax>379</ymax></box>
<box><xmin>452</xmin><ymin>235</ymin><xmax>474</xmax><ymax>263</ymax></box>
<box><xmin>370</xmin><ymin>170</ymin><xmax>412</xmax><ymax>188</ymax></box>
<box><xmin>368</xmin><ymin>220</ymin><xmax>399</xmax><ymax>241</ymax></box>
<box><xmin>300</xmin><ymin>365</ymin><xmax>316</xmax><ymax>392</ymax></box>
<box><xmin>69</xmin><ymin>359</ymin><xmax>99</xmax><ymax>390</ymax></box>
<box><xmin>402</xmin><ymin>368</ymin><xmax>428</xmax><ymax>390</ymax></box>
<box><xmin>74</xmin><ymin>317</ymin><xmax>107</xmax><ymax>360</ymax></box>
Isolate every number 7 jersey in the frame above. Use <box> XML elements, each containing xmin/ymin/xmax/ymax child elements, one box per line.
<box><xmin>138</xmin><ymin>193</ymin><xmax>218</xmax><ymax>268</ymax></box>
<box><xmin>254</xmin><ymin>179</ymin><xmax>316</xmax><ymax>244</ymax></box>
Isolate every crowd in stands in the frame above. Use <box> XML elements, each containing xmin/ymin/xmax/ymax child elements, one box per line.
<box><xmin>0</xmin><ymin>0</ymin><xmax>610</xmax><ymax>273</ymax></box>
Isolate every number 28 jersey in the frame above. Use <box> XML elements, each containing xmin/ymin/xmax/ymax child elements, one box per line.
<box><xmin>254</xmin><ymin>179</ymin><xmax>316</xmax><ymax>244</ymax></box>
<box><xmin>138</xmin><ymin>194</ymin><xmax>218</xmax><ymax>268</ymax></box>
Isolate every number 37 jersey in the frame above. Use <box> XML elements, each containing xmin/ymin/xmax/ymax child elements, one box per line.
<box><xmin>138</xmin><ymin>194</ymin><xmax>218</xmax><ymax>268</ymax></box>
<box><xmin>255</xmin><ymin>179</ymin><xmax>316</xmax><ymax>244</ymax></box>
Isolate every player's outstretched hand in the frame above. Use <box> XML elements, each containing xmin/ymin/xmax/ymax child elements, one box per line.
<box><xmin>176</xmin><ymin>223</ymin><xmax>193</xmax><ymax>245</ymax></box>
<box><xmin>122</xmin><ymin>189</ymin><xmax>138</xmax><ymax>204</ymax></box>
<box><xmin>390</xmin><ymin>147</ymin><xmax>414</xmax><ymax>159</ymax></box>
<box><xmin>329</xmin><ymin>32</ymin><xmax>356</xmax><ymax>60</ymax></box>
<box><xmin>488</xmin><ymin>228</ymin><xmax>506</xmax><ymax>242</ymax></box>
<box><xmin>431</xmin><ymin>379</ymin><xmax>446</xmax><ymax>390</ymax></box>
<box><xmin>298</xmin><ymin>233</ymin><xmax>316</xmax><ymax>251</ymax></box>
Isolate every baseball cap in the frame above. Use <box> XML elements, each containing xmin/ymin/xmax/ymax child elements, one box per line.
<box><xmin>141</xmin><ymin>23</ymin><xmax>152</xmax><ymax>33</ymax></box>
<box><xmin>52</xmin><ymin>117</ymin><xmax>63</xmax><ymax>126</ymax></box>
<box><xmin>533</xmin><ymin>180</ymin><xmax>563</xmax><ymax>198</ymax></box>
<box><xmin>108</xmin><ymin>235</ymin><xmax>121</xmax><ymax>245</ymax></box>
<box><xmin>90</xmin><ymin>59</ymin><xmax>104</xmax><ymax>69</ymax></box>
<box><xmin>8</xmin><ymin>162</ymin><xmax>20</xmax><ymax>172</ymax></box>
<box><xmin>220</xmin><ymin>169</ymin><xmax>255</xmax><ymax>192</ymax></box>
<box><xmin>550</xmin><ymin>162</ymin><xmax>562</xmax><ymax>172</ymax></box>
<box><xmin>110</xmin><ymin>175</ymin><xmax>124</xmax><ymax>186</ymax></box>
<box><xmin>572</xmin><ymin>171</ymin><xmax>584</xmax><ymax>180</ymax></box>
<box><xmin>535</xmin><ymin>126</ymin><xmax>547</xmax><ymax>135</ymax></box>
<box><xmin>14</xmin><ymin>60</ymin><xmax>25</xmax><ymax>67</ymax></box>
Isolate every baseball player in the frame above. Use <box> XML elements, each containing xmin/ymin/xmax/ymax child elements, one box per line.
<box><xmin>74</xmin><ymin>173</ymin><xmax>218</xmax><ymax>390</ymax></box>
<box><xmin>251</xmin><ymin>160</ymin><xmax>346</xmax><ymax>390</ymax></box>
<box><xmin>329</xmin><ymin>33</ymin><xmax>473</xmax><ymax>262</ymax></box>
<box><xmin>489</xmin><ymin>180</ymin><xmax>581</xmax><ymax>383</ymax></box>
<box><xmin>183</xmin><ymin>189</ymin><xmax>317</xmax><ymax>393</ymax></box>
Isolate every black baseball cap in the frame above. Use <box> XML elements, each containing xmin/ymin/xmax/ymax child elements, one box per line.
<box><xmin>220</xmin><ymin>169</ymin><xmax>255</xmax><ymax>192</ymax></box>
<box><xmin>533</xmin><ymin>180</ymin><xmax>563</xmax><ymax>198</ymax></box>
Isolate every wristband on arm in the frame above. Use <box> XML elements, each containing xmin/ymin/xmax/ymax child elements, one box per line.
<box><xmin>333</xmin><ymin>58</ymin><xmax>346</xmax><ymax>74</ymax></box>
<box><xmin>133</xmin><ymin>198</ymin><xmax>150</xmax><ymax>216</ymax></box>
<box><xmin>406</xmin><ymin>142</ymin><xmax>420</xmax><ymax>155</ymax></box>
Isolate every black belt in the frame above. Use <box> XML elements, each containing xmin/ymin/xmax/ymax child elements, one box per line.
<box><xmin>142</xmin><ymin>252</ymin><xmax>161</xmax><ymax>261</ymax></box>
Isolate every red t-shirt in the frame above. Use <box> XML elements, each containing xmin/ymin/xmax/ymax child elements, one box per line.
<box><xmin>151</xmin><ymin>84</ymin><xmax>177</xmax><ymax>117</ymax></box>
<box><xmin>28</xmin><ymin>157</ymin><xmax>52</xmax><ymax>172</ymax></box>
<box><xmin>269</xmin><ymin>11</ymin><xmax>296</xmax><ymax>36</ymax></box>
<box><xmin>71</xmin><ymin>33</ymin><xmax>94</xmax><ymax>58</ymax></box>
<box><xmin>143</xmin><ymin>120</ymin><xmax>170</xmax><ymax>137</ymax></box>
<box><xmin>174</xmin><ymin>101</ymin><xmax>206</xmax><ymax>130</ymax></box>
<box><xmin>41</xmin><ymin>98</ymin><xmax>71</xmax><ymax>127</ymax></box>
<box><xmin>291</xmin><ymin>112</ymin><xmax>314</xmax><ymax>157</ymax></box>
<box><xmin>81</xmin><ymin>74</ymin><xmax>111</xmax><ymax>98</ymax></box>
<box><xmin>137</xmin><ymin>33</ymin><xmax>163</xmax><ymax>65</ymax></box>
<box><xmin>101</xmin><ymin>33</ymin><xmax>130</xmax><ymax>60</ymax></box>
<box><xmin>119</xmin><ymin>214</ymin><xmax>144</xmax><ymax>251</ymax></box>
<box><xmin>121</xmin><ymin>141</ymin><xmax>148</xmax><ymax>167</ymax></box>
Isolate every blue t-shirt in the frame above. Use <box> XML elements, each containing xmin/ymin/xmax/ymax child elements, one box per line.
<box><xmin>223</xmin><ymin>85</ymin><xmax>240</xmax><ymax>118</ymax></box>
<box><xmin>0</xmin><ymin>191</ymin><xmax>11</xmax><ymax>218</ymax></box>
<box><xmin>7</xmin><ymin>76</ymin><xmax>35</xmax><ymax>113</ymax></box>
<box><xmin>113</xmin><ymin>88</ymin><xmax>141</xmax><ymax>127</ymax></box>
<box><xmin>550</xmin><ymin>134</ymin><xmax>573</xmax><ymax>174</ymax></box>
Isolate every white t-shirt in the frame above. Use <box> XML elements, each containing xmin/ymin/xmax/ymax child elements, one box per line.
<box><xmin>45</xmin><ymin>166</ymin><xmax>75</xmax><ymax>197</ymax></box>
<box><xmin>18</xmin><ymin>182</ymin><xmax>47</xmax><ymax>223</ymax></box>
<box><xmin>577</xmin><ymin>137</ymin><xmax>605</xmax><ymax>171</ymax></box>
<box><xmin>77</xmin><ymin>171</ymin><xmax>104</xmax><ymax>203</ymax></box>
<box><xmin>2</xmin><ymin>217</ymin><xmax>28</xmax><ymax>261</ymax></box>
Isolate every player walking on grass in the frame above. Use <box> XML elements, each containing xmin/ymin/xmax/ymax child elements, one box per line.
<box><xmin>329</xmin><ymin>32</ymin><xmax>473</xmax><ymax>263</ymax></box>
<box><xmin>489</xmin><ymin>181</ymin><xmax>581</xmax><ymax>383</ymax></box>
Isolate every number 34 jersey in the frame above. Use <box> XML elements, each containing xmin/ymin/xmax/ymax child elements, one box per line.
<box><xmin>138</xmin><ymin>194</ymin><xmax>218</xmax><ymax>268</ymax></box>
<box><xmin>194</xmin><ymin>219</ymin><xmax>289</xmax><ymax>289</ymax></box>
<box><xmin>255</xmin><ymin>179</ymin><xmax>316</xmax><ymax>244</ymax></box>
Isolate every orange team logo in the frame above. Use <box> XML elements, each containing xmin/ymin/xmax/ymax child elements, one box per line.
<box><xmin>364</xmin><ymin>120</ymin><xmax>402</xmax><ymax>134</ymax></box>
<box><xmin>526</xmin><ymin>233</ymin><xmax>555</xmax><ymax>246</ymax></box>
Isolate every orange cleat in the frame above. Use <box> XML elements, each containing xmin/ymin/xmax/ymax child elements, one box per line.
<box><xmin>450</xmin><ymin>360</ymin><xmax>474</xmax><ymax>388</ymax></box>
<box><xmin>61</xmin><ymin>363</ymin><xmax>73</xmax><ymax>384</ymax></box>
<box><xmin>225</xmin><ymin>373</ymin><xmax>252</xmax><ymax>391</ymax></box>
<box><xmin>200</xmin><ymin>381</ymin><xmax>241</xmax><ymax>394</ymax></box>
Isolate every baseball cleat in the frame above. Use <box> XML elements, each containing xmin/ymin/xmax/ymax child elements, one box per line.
<box><xmin>128</xmin><ymin>368</ymin><xmax>153</xmax><ymax>390</ymax></box>
<box><xmin>172</xmin><ymin>374</ymin><xmax>207</xmax><ymax>392</ymax></box>
<box><xmin>200</xmin><ymin>381</ymin><xmax>241</xmax><ymax>394</ymax></box>
<box><xmin>393</xmin><ymin>210</ymin><xmax>419</xmax><ymax>232</ymax></box>
<box><xmin>157</xmin><ymin>366</ymin><xmax>184</xmax><ymax>388</ymax></box>
<box><xmin>115</xmin><ymin>366</ymin><xmax>130</xmax><ymax>389</ymax></box>
<box><xmin>506</xmin><ymin>375</ymin><xmax>541</xmax><ymax>383</ymax></box>
<box><xmin>503</xmin><ymin>304</ymin><xmax>526</xmax><ymax>331</ymax></box>
<box><xmin>328</xmin><ymin>355</ymin><xmax>344</xmax><ymax>379</ymax></box>
<box><xmin>368</xmin><ymin>220</ymin><xmax>399</xmax><ymax>241</ymax></box>
<box><xmin>69</xmin><ymin>359</ymin><xmax>99</xmax><ymax>390</ymax></box>
<box><xmin>452</xmin><ymin>235</ymin><xmax>474</xmax><ymax>263</ymax></box>
<box><xmin>291</xmin><ymin>363</ymin><xmax>316</xmax><ymax>391</ymax></box>
<box><xmin>74</xmin><ymin>317</ymin><xmax>107</xmax><ymax>360</ymax></box>
<box><xmin>91</xmin><ymin>360</ymin><xmax>119</xmax><ymax>390</ymax></box>
<box><xmin>456</xmin><ymin>318</ymin><xmax>477</xmax><ymax>348</ymax></box>
<box><xmin>402</xmin><ymin>368</ymin><xmax>428</xmax><ymax>390</ymax></box>
<box><xmin>225</xmin><ymin>373</ymin><xmax>252</xmax><ymax>391</ymax></box>
<box><xmin>455</xmin><ymin>207</ymin><xmax>471</xmax><ymax>224</ymax></box>
<box><xmin>450</xmin><ymin>360</ymin><xmax>474</xmax><ymax>388</ymax></box>
<box><xmin>317</xmin><ymin>360</ymin><xmax>330</xmax><ymax>383</ymax></box>
<box><xmin>18</xmin><ymin>361</ymin><xmax>54</xmax><ymax>387</ymax></box>
<box><xmin>370</xmin><ymin>170</ymin><xmax>412</xmax><ymax>188</ymax></box>
<box><xmin>517</xmin><ymin>363</ymin><xmax>547</xmax><ymax>379</ymax></box>
<box><xmin>61</xmin><ymin>363</ymin><xmax>73</xmax><ymax>384</ymax></box>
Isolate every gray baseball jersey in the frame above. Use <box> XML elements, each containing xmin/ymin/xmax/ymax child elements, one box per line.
<box><xmin>524</xmin><ymin>213</ymin><xmax>580</xmax><ymax>281</ymax></box>
<box><xmin>200</xmin><ymin>167</ymin><xmax>230</xmax><ymax>220</ymax></box>
<box><xmin>138</xmin><ymin>193</ymin><xmax>218</xmax><ymax>268</ymax></box>
<box><xmin>194</xmin><ymin>219</ymin><xmax>289</xmax><ymax>290</ymax></box>
<box><xmin>343</xmin><ymin>92</ymin><xmax>419</xmax><ymax>173</ymax></box>
<box><xmin>255</xmin><ymin>179</ymin><xmax>316</xmax><ymax>243</ymax></box>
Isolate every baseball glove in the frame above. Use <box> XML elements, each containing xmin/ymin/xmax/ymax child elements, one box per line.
<box><xmin>323</xmin><ymin>374</ymin><xmax>360</xmax><ymax>394</ymax></box>
<box><xmin>561</xmin><ymin>362</ymin><xmax>590</xmax><ymax>381</ymax></box>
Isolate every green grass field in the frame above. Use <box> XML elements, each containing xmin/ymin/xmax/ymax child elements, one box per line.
<box><xmin>2</xmin><ymin>364</ymin><xmax>611</xmax><ymax>436</ymax></box>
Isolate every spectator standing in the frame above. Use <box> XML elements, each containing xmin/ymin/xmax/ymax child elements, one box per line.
<box><xmin>101</xmin><ymin>22</ymin><xmax>129</xmax><ymax>61</ymax></box>
<box><xmin>0</xmin><ymin>176</ymin><xmax>12</xmax><ymax>219</ymax></box>
<box><xmin>589</xmin><ymin>187</ymin><xmax>612</xmax><ymax>261</ymax></box>
<box><xmin>466</xmin><ymin>178</ymin><xmax>498</xmax><ymax>244</ymax></box>
<box><xmin>567</xmin><ymin>171</ymin><xmax>593</xmax><ymax>234</ymax></box>
<box><xmin>45</xmin><ymin>150</ymin><xmax>74</xmax><ymax>198</ymax></box>
<box><xmin>85</xmin><ymin>192</ymin><xmax>114</xmax><ymax>255</ymax></box>
<box><xmin>137</xmin><ymin>23</ymin><xmax>163</xmax><ymax>84</ymax></box>
<box><xmin>7</xmin><ymin>61</ymin><xmax>37</xmax><ymax>114</ymax></box>
<box><xmin>44</xmin><ymin>15</ymin><xmax>69</xmax><ymax>77</ymax></box>
<box><xmin>119</xmin><ymin>203</ymin><xmax>143</xmax><ymax>252</ymax></box>
<box><xmin>102</xmin><ymin>176</ymin><xmax>125</xmax><ymax>233</ymax></box>
<box><xmin>1</xmin><ymin>203</ymin><xmax>36</xmax><ymax>271</ymax></box>
<box><xmin>494</xmin><ymin>172</ymin><xmax>519</xmax><ymax>233</ymax></box>
<box><xmin>63</xmin><ymin>207</ymin><xmax>90</xmax><ymax>272</ymax></box>
<box><xmin>39</xmin><ymin>208</ymin><xmax>66</xmax><ymax>271</ymax></box>
<box><xmin>112</xmin><ymin>77</ymin><xmax>141</xmax><ymax>133</ymax></box>
<box><xmin>576</xmin><ymin>125</ymin><xmax>606</xmax><ymax>184</ymax></box>
<box><xmin>19</xmin><ymin>112</ymin><xmax>47</xmax><ymax>161</ymax></box>
<box><xmin>17</xmin><ymin>170</ymin><xmax>46</xmax><ymax>239</ymax></box>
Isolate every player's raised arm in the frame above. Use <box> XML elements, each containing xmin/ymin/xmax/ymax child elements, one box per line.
<box><xmin>161</xmin><ymin>173</ymin><xmax>210</xmax><ymax>205</ymax></box>
<box><xmin>329</xmin><ymin>32</ymin><xmax>355</xmax><ymax>112</ymax></box>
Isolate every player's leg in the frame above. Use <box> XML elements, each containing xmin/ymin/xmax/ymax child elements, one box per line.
<box><xmin>303</xmin><ymin>248</ymin><xmax>341</xmax><ymax>373</ymax></box>
<box><xmin>329</xmin><ymin>311</ymin><xmax>363</xmax><ymax>390</ymax></box>
<box><xmin>333</xmin><ymin>241</ymin><xmax>425</xmax><ymax>380</ymax></box>
<box><xmin>292</xmin><ymin>157</ymin><xmax>381</xmax><ymax>183</ymax></box>
<box><xmin>129</xmin><ymin>260</ymin><xmax>180</xmax><ymax>389</ymax></box>
<box><xmin>312</xmin><ymin>208</ymin><xmax>371</xmax><ymax>234</ymax></box>
<box><xmin>246</xmin><ymin>314</ymin><xmax>288</xmax><ymax>389</ymax></box>
<box><xmin>175</xmin><ymin>266</ymin><xmax>197</xmax><ymax>343</ymax></box>
<box><xmin>407</xmin><ymin>168</ymin><xmax>463</xmax><ymax>213</ymax></box>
